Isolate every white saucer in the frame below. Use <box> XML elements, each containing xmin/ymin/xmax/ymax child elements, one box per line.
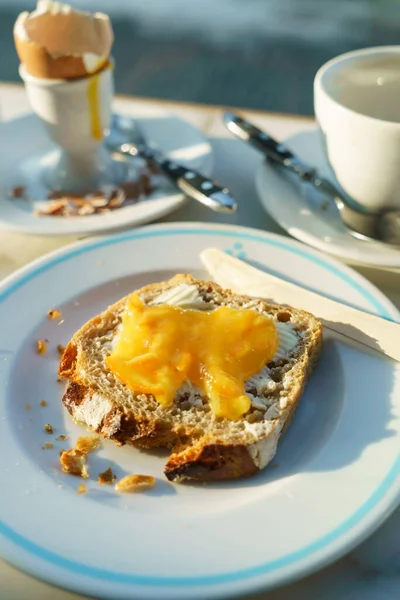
<box><xmin>255</xmin><ymin>128</ymin><xmax>400</xmax><ymax>268</ymax></box>
<box><xmin>0</xmin><ymin>112</ymin><xmax>213</xmax><ymax>236</ymax></box>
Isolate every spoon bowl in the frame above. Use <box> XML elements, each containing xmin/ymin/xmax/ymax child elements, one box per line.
<box><xmin>329</xmin><ymin>190</ymin><xmax>400</xmax><ymax>247</ymax></box>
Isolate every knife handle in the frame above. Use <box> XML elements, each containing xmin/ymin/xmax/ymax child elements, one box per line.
<box><xmin>139</xmin><ymin>147</ymin><xmax>237</xmax><ymax>213</ymax></box>
<box><xmin>223</xmin><ymin>112</ymin><xmax>314</xmax><ymax>180</ymax></box>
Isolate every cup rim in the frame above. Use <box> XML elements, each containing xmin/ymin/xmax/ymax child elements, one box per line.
<box><xmin>19</xmin><ymin>59</ymin><xmax>113</xmax><ymax>87</ymax></box>
<box><xmin>314</xmin><ymin>45</ymin><xmax>400</xmax><ymax>128</ymax></box>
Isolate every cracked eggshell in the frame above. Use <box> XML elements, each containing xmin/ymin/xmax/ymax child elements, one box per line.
<box><xmin>14</xmin><ymin>1</ymin><xmax>113</xmax><ymax>79</ymax></box>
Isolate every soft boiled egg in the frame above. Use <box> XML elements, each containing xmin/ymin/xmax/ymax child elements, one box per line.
<box><xmin>106</xmin><ymin>294</ymin><xmax>279</xmax><ymax>421</ymax></box>
<box><xmin>14</xmin><ymin>0</ymin><xmax>113</xmax><ymax>79</ymax></box>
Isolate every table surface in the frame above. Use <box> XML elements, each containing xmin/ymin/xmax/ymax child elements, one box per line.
<box><xmin>1</xmin><ymin>84</ymin><xmax>399</xmax><ymax>600</ymax></box>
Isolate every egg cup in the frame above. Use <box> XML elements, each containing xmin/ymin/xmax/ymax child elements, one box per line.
<box><xmin>19</xmin><ymin>61</ymin><xmax>125</xmax><ymax>193</ymax></box>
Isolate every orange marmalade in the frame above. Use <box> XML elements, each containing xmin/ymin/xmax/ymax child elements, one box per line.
<box><xmin>106</xmin><ymin>294</ymin><xmax>278</xmax><ymax>420</ymax></box>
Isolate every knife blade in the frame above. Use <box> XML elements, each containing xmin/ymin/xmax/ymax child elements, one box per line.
<box><xmin>200</xmin><ymin>247</ymin><xmax>400</xmax><ymax>363</ymax></box>
<box><xmin>223</xmin><ymin>111</ymin><xmax>350</xmax><ymax>206</ymax></box>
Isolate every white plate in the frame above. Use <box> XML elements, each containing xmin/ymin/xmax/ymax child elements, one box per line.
<box><xmin>256</xmin><ymin>128</ymin><xmax>400</xmax><ymax>268</ymax></box>
<box><xmin>0</xmin><ymin>222</ymin><xmax>399</xmax><ymax>600</ymax></box>
<box><xmin>0</xmin><ymin>112</ymin><xmax>212</xmax><ymax>236</ymax></box>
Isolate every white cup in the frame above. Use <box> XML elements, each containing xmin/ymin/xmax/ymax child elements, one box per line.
<box><xmin>314</xmin><ymin>46</ymin><xmax>400</xmax><ymax>213</ymax></box>
<box><xmin>19</xmin><ymin>62</ymin><xmax>115</xmax><ymax>192</ymax></box>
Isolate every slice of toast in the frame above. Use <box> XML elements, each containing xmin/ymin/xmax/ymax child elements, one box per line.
<box><xmin>59</xmin><ymin>274</ymin><xmax>322</xmax><ymax>482</ymax></box>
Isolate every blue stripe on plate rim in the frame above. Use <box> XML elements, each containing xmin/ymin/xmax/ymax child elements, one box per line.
<box><xmin>1</xmin><ymin>225</ymin><xmax>399</xmax><ymax>589</ymax></box>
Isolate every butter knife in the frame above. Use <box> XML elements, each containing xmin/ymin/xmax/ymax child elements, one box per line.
<box><xmin>201</xmin><ymin>248</ymin><xmax>400</xmax><ymax>363</ymax></box>
<box><xmin>107</xmin><ymin>115</ymin><xmax>237</xmax><ymax>213</ymax></box>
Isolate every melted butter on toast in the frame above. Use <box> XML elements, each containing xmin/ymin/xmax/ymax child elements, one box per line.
<box><xmin>107</xmin><ymin>292</ymin><xmax>278</xmax><ymax>420</ymax></box>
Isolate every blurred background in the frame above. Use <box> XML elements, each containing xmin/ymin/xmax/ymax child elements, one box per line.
<box><xmin>2</xmin><ymin>0</ymin><xmax>400</xmax><ymax>114</ymax></box>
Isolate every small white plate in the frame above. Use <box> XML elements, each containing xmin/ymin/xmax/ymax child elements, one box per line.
<box><xmin>0</xmin><ymin>112</ymin><xmax>212</xmax><ymax>236</ymax></box>
<box><xmin>0</xmin><ymin>222</ymin><xmax>399</xmax><ymax>600</ymax></box>
<box><xmin>256</xmin><ymin>129</ymin><xmax>400</xmax><ymax>268</ymax></box>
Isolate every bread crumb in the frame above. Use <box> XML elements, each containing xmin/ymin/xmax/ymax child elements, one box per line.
<box><xmin>321</xmin><ymin>200</ymin><xmax>329</xmax><ymax>211</ymax></box>
<box><xmin>57</xmin><ymin>378</ymin><xmax>63</xmax><ymax>383</ymax></box>
<box><xmin>97</xmin><ymin>467</ymin><xmax>116</xmax><ymax>485</ymax></box>
<box><xmin>60</xmin><ymin>449</ymin><xmax>89</xmax><ymax>478</ymax></box>
<box><xmin>77</xmin><ymin>483</ymin><xmax>87</xmax><ymax>495</ymax></box>
<box><xmin>10</xmin><ymin>185</ymin><xmax>25</xmax><ymax>198</ymax></box>
<box><xmin>57</xmin><ymin>344</ymin><xmax>65</xmax><ymax>357</ymax></box>
<box><xmin>76</xmin><ymin>435</ymin><xmax>100</xmax><ymax>454</ymax></box>
<box><xmin>44</xmin><ymin>423</ymin><xmax>53</xmax><ymax>434</ymax></box>
<box><xmin>58</xmin><ymin>320</ymin><xmax>65</xmax><ymax>325</ymax></box>
<box><xmin>48</xmin><ymin>308</ymin><xmax>62</xmax><ymax>320</ymax></box>
<box><xmin>40</xmin><ymin>400</ymin><xmax>47</xmax><ymax>407</ymax></box>
<box><xmin>115</xmin><ymin>474</ymin><xmax>155</xmax><ymax>493</ymax></box>
<box><xmin>42</xmin><ymin>442</ymin><xmax>53</xmax><ymax>450</ymax></box>
<box><xmin>36</xmin><ymin>340</ymin><xmax>48</xmax><ymax>354</ymax></box>
<box><xmin>25</xmin><ymin>403</ymin><xmax>31</xmax><ymax>411</ymax></box>
<box><xmin>56</xmin><ymin>434</ymin><xmax>68</xmax><ymax>441</ymax></box>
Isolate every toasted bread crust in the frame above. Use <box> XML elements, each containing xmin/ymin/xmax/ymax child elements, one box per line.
<box><xmin>165</xmin><ymin>443</ymin><xmax>259</xmax><ymax>481</ymax></box>
<box><xmin>59</xmin><ymin>275</ymin><xmax>323</xmax><ymax>482</ymax></box>
<box><xmin>64</xmin><ymin>381</ymin><xmax>176</xmax><ymax>449</ymax></box>
<box><xmin>58</xmin><ymin>341</ymin><xmax>78</xmax><ymax>380</ymax></box>
<box><xmin>62</xmin><ymin>380</ymin><xmax>87</xmax><ymax>413</ymax></box>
